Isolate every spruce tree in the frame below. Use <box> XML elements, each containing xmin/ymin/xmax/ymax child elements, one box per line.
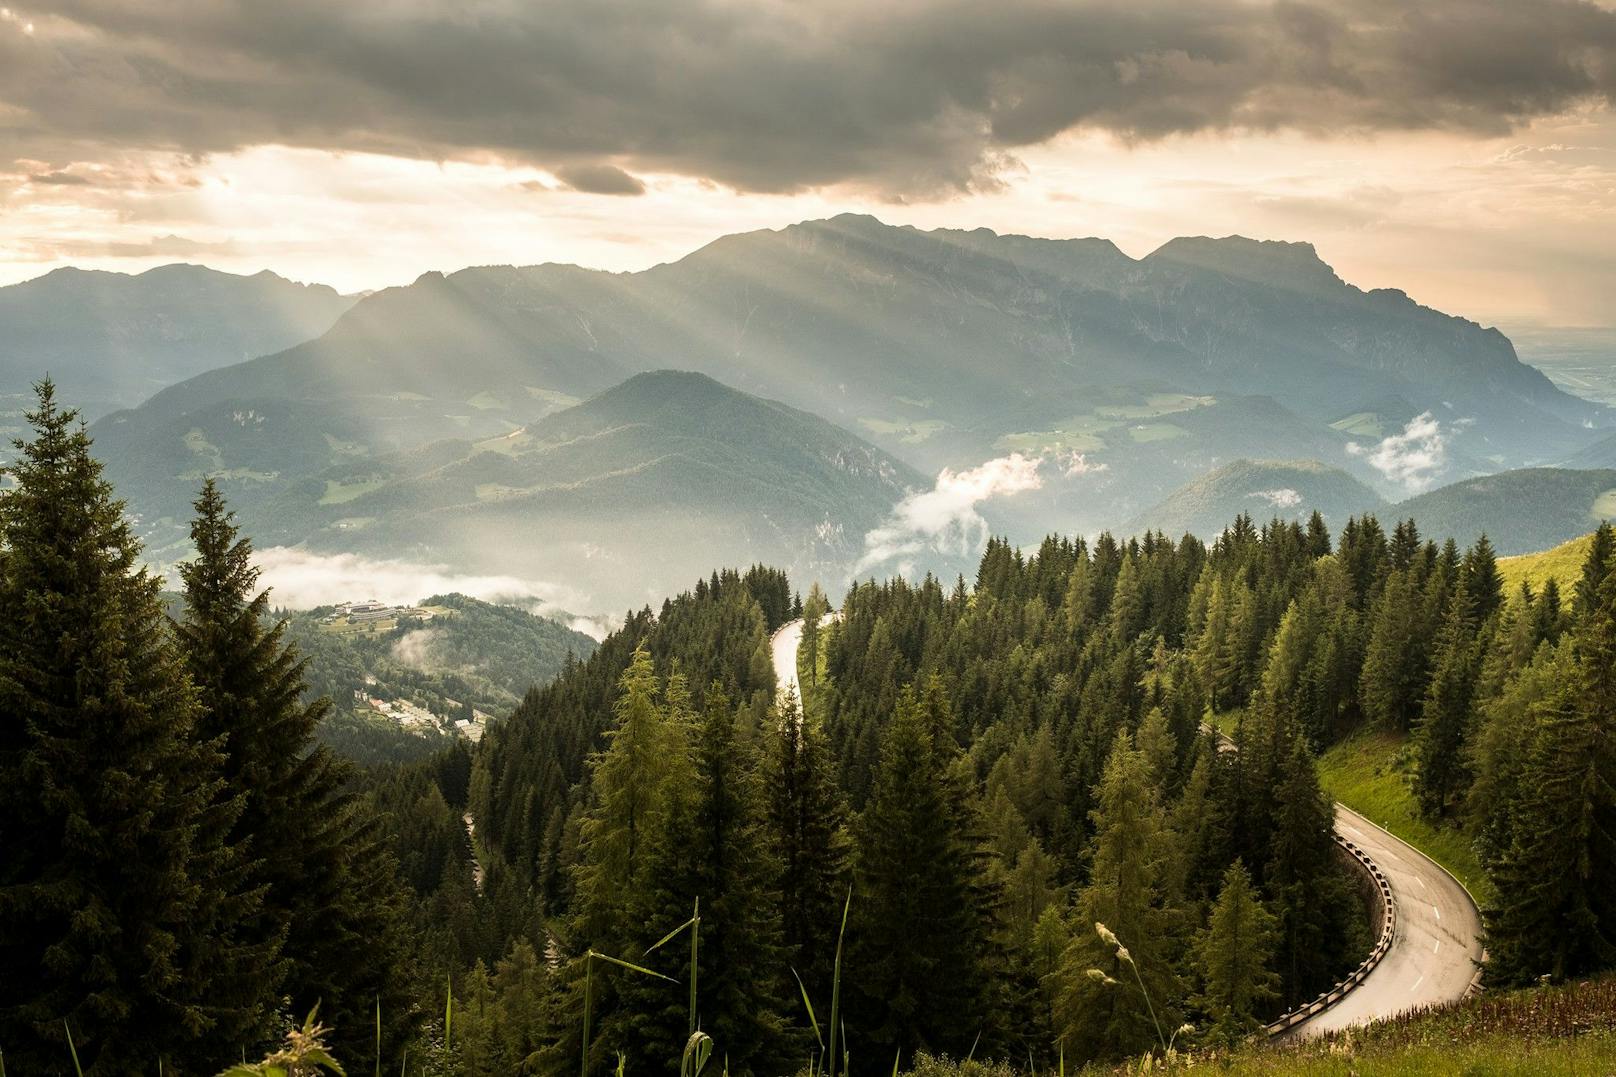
<box><xmin>1413</xmin><ymin>581</ymin><xmax>1481</xmax><ymax>818</ymax></box>
<box><xmin>1053</xmin><ymin>730</ymin><xmax>1184</xmax><ymax>1062</ymax></box>
<box><xmin>1192</xmin><ymin>861</ymin><xmax>1280</xmax><ymax>1045</ymax></box>
<box><xmin>623</xmin><ymin>685</ymin><xmax>792</xmax><ymax>1076</ymax></box>
<box><xmin>175</xmin><ymin>479</ymin><xmax>418</xmax><ymax>1064</ymax></box>
<box><xmin>1265</xmin><ymin>736</ymin><xmax>1359</xmax><ymax>1003</ymax></box>
<box><xmin>1359</xmin><ymin>570</ymin><xmax>1426</xmax><ymax>730</ymax></box>
<box><xmin>850</xmin><ymin>684</ymin><xmax>991</xmax><ymax>1061</ymax></box>
<box><xmin>764</xmin><ymin>689</ymin><xmax>851</xmax><ymax>1008</ymax></box>
<box><xmin>0</xmin><ymin>384</ymin><xmax>251</xmax><ymax>1071</ymax></box>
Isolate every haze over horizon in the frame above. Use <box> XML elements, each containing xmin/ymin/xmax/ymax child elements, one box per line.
<box><xmin>5</xmin><ymin>0</ymin><xmax>1616</xmax><ymax>326</ymax></box>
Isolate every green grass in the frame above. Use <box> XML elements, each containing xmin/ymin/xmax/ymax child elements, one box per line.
<box><xmin>1316</xmin><ymin>729</ymin><xmax>1493</xmax><ymax>907</ymax></box>
<box><xmin>1125</xmin><ymin>422</ymin><xmax>1187</xmax><ymax>443</ymax></box>
<box><xmin>897</xmin><ymin>977</ymin><xmax>1616</xmax><ymax>1076</ymax></box>
<box><xmin>1328</xmin><ymin>411</ymin><xmax>1387</xmax><ymax>438</ymax></box>
<box><xmin>320</xmin><ymin>477</ymin><xmax>387</xmax><ymax>505</ymax></box>
<box><xmin>858</xmin><ymin>417</ymin><xmax>948</xmax><ymax>444</ymax></box>
<box><xmin>1498</xmin><ymin>531</ymin><xmax>1594</xmax><ymax>598</ymax></box>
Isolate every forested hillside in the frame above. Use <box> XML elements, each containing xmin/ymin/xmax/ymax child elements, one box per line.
<box><xmin>7</xmin><ymin>377</ymin><xmax>1616</xmax><ymax>1075</ymax></box>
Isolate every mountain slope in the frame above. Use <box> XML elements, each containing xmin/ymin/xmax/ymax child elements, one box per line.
<box><xmin>1123</xmin><ymin>459</ymin><xmax>1387</xmax><ymax>538</ymax></box>
<box><xmin>119</xmin><ymin>371</ymin><xmax>925</xmax><ymax>612</ymax></box>
<box><xmin>1391</xmin><ymin>468</ymin><xmax>1616</xmax><ymax>554</ymax></box>
<box><xmin>0</xmin><ymin>264</ymin><xmax>353</xmax><ymax>417</ymax></box>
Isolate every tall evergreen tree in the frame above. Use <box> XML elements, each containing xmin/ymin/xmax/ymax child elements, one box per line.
<box><xmin>1265</xmin><ymin>736</ymin><xmax>1360</xmax><ymax>1003</ymax></box>
<box><xmin>1413</xmin><ymin>581</ymin><xmax>1481</xmax><ymax>818</ymax></box>
<box><xmin>623</xmin><ymin>686</ymin><xmax>793</xmax><ymax>1075</ymax></box>
<box><xmin>764</xmin><ymin>689</ymin><xmax>851</xmax><ymax>1008</ymax></box>
<box><xmin>0</xmin><ymin>384</ymin><xmax>251</xmax><ymax>1072</ymax></box>
<box><xmin>1192</xmin><ymin>861</ymin><xmax>1280</xmax><ymax>1045</ymax></box>
<box><xmin>850</xmin><ymin>684</ymin><xmax>992</xmax><ymax>1062</ymax></box>
<box><xmin>1053</xmin><ymin>731</ymin><xmax>1184</xmax><ymax>1062</ymax></box>
<box><xmin>1359</xmin><ymin>570</ymin><xmax>1427</xmax><ymax>730</ymax></box>
<box><xmin>176</xmin><ymin>479</ymin><xmax>418</xmax><ymax>1064</ymax></box>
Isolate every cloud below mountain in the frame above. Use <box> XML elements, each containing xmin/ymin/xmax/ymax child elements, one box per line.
<box><xmin>1348</xmin><ymin>411</ymin><xmax>1450</xmax><ymax>491</ymax></box>
<box><xmin>857</xmin><ymin>452</ymin><xmax>1044</xmax><ymax>575</ymax></box>
<box><xmin>252</xmin><ymin>547</ymin><xmax>589</xmax><ymax>617</ymax></box>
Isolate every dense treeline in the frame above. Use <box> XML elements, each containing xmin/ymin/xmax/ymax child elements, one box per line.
<box><xmin>430</xmin><ymin>518</ymin><xmax>1378</xmax><ymax>1075</ymax></box>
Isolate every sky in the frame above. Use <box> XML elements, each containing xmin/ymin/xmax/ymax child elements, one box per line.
<box><xmin>3</xmin><ymin>0</ymin><xmax>1616</xmax><ymax>327</ymax></box>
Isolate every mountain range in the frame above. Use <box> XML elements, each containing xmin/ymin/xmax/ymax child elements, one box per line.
<box><xmin>5</xmin><ymin>214</ymin><xmax>1610</xmax><ymax>612</ymax></box>
<box><xmin>0</xmin><ymin>264</ymin><xmax>354</xmax><ymax>420</ymax></box>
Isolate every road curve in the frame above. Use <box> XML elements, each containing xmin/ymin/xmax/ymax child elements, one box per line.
<box><xmin>770</xmin><ymin>618</ymin><xmax>804</xmax><ymax>704</ymax></box>
<box><xmin>774</xmin><ymin>621</ymin><xmax>1485</xmax><ymax>1037</ymax></box>
<box><xmin>1288</xmin><ymin>804</ymin><xmax>1484</xmax><ymax>1037</ymax></box>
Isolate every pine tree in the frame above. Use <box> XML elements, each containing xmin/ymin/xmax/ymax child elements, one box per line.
<box><xmin>1053</xmin><ymin>731</ymin><xmax>1184</xmax><ymax>1062</ymax></box>
<box><xmin>175</xmin><ymin>479</ymin><xmax>418</xmax><ymax>1064</ymax></box>
<box><xmin>764</xmin><ymin>689</ymin><xmax>851</xmax><ymax>1008</ymax></box>
<box><xmin>801</xmin><ymin>583</ymin><xmax>831</xmax><ymax>688</ymax></box>
<box><xmin>1265</xmin><ymin>735</ymin><xmax>1359</xmax><ymax>1003</ymax></box>
<box><xmin>1359</xmin><ymin>570</ymin><xmax>1426</xmax><ymax>730</ymax></box>
<box><xmin>0</xmin><ymin>384</ymin><xmax>250</xmax><ymax>1072</ymax></box>
<box><xmin>624</xmin><ymin>685</ymin><xmax>793</xmax><ymax>1076</ymax></box>
<box><xmin>1462</xmin><ymin>535</ymin><xmax>1505</xmax><ymax>624</ymax></box>
<box><xmin>1192</xmin><ymin>861</ymin><xmax>1280</xmax><ymax>1045</ymax></box>
<box><xmin>850</xmin><ymin>684</ymin><xmax>991</xmax><ymax>1061</ymax></box>
<box><xmin>1413</xmin><ymin>581</ymin><xmax>1481</xmax><ymax>818</ymax></box>
<box><xmin>571</xmin><ymin>649</ymin><xmax>697</xmax><ymax>1071</ymax></box>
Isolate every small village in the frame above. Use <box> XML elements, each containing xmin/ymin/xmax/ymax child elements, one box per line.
<box><xmin>353</xmin><ymin>685</ymin><xmax>490</xmax><ymax>742</ymax></box>
<box><xmin>318</xmin><ymin>600</ymin><xmax>489</xmax><ymax>742</ymax></box>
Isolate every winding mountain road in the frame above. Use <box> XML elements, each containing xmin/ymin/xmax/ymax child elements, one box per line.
<box><xmin>1286</xmin><ymin>805</ymin><xmax>1484</xmax><ymax>1038</ymax></box>
<box><xmin>770</xmin><ymin>616</ymin><xmax>1486</xmax><ymax>1039</ymax></box>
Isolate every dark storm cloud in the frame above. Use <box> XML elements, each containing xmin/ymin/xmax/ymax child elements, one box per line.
<box><xmin>552</xmin><ymin>163</ymin><xmax>646</xmax><ymax>196</ymax></box>
<box><xmin>3</xmin><ymin>0</ymin><xmax>1614</xmax><ymax>196</ymax></box>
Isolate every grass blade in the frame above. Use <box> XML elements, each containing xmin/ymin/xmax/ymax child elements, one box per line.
<box><xmin>966</xmin><ymin>1029</ymin><xmax>980</xmax><ymax>1063</ymax></box>
<box><xmin>64</xmin><ymin>1021</ymin><xmax>83</xmax><ymax>1077</ymax></box>
<box><xmin>791</xmin><ymin>967</ymin><xmax>822</xmax><ymax>1050</ymax></box>
<box><xmin>375</xmin><ymin>996</ymin><xmax>382</xmax><ymax>1077</ymax></box>
<box><xmin>444</xmin><ymin>972</ymin><xmax>453</xmax><ymax>1053</ymax></box>
<box><xmin>589</xmin><ymin>949</ymin><xmax>679</xmax><ymax>982</ymax></box>
<box><xmin>645</xmin><ymin>916</ymin><xmax>698</xmax><ymax>955</ymax></box>
<box><xmin>828</xmin><ymin>886</ymin><xmax>850</xmax><ymax>1077</ymax></box>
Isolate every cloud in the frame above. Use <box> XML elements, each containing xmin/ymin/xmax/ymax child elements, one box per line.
<box><xmin>1249</xmin><ymin>487</ymin><xmax>1303</xmax><ymax>508</ymax></box>
<box><xmin>391</xmin><ymin>627</ymin><xmax>444</xmax><ymax>669</ymax></box>
<box><xmin>28</xmin><ymin>170</ymin><xmax>90</xmax><ymax>185</ymax></box>
<box><xmin>856</xmin><ymin>452</ymin><xmax>1044</xmax><ymax>574</ymax></box>
<box><xmin>251</xmin><ymin>547</ymin><xmax>589</xmax><ymax>616</ymax></box>
<box><xmin>553</xmin><ymin>163</ymin><xmax>646</xmax><ymax>196</ymax></box>
<box><xmin>4</xmin><ymin>1</ymin><xmax>1615</xmax><ymax>197</ymax></box>
<box><xmin>1347</xmin><ymin>411</ymin><xmax>1449</xmax><ymax>490</ymax></box>
<box><xmin>1058</xmin><ymin>451</ymin><xmax>1110</xmax><ymax>477</ymax></box>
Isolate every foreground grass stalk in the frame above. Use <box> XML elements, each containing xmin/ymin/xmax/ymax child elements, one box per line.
<box><xmin>828</xmin><ymin>887</ymin><xmax>850</xmax><ymax>1077</ymax></box>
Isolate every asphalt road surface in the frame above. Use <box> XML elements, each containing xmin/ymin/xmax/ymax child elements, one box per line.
<box><xmin>1288</xmin><ymin>804</ymin><xmax>1485</xmax><ymax>1037</ymax></box>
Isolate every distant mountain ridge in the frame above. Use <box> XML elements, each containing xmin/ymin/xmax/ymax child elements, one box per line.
<box><xmin>81</xmin><ymin>214</ymin><xmax>1616</xmax><ymax>582</ymax></box>
<box><xmin>0</xmin><ymin>263</ymin><xmax>354</xmax><ymax>418</ymax></box>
